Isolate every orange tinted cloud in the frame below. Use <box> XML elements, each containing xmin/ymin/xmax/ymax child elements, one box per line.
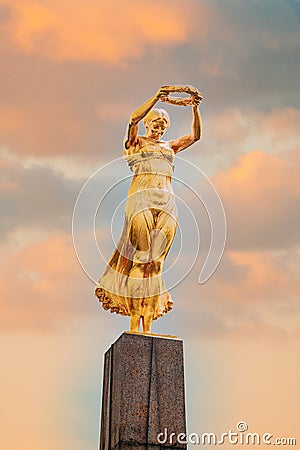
<box><xmin>258</xmin><ymin>107</ymin><xmax>300</xmax><ymax>142</ymax></box>
<box><xmin>0</xmin><ymin>233</ymin><xmax>95</xmax><ymax>331</ymax></box>
<box><xmin>225</xmin><ymin>250</ymin><xmax>298</xmax><ymax>302</ymax></box>
<box><xmin>173</xmin><ymin>148</ymin><xmax>300</xmax><ymax>338</ymax></box>
<box><xmin>206</xmin><ymin>108</ymin><xmax>247</xmax><ymax>143</ymax></box>
<box><xmin>0</xmin><ymin>102</ymin><xmax>85</xmax><ymax>156</ymax></box>
<box><xmin>205</xmin><ymin>107</ymin><xmax>300</xmax><ymax>158</ymax></box>
<box><xmin>216</xmin><ymin>149</ymin><xmax>299</xmax><ymax>193</ymax></box>
<box><xmin>212</xmin><ymin>150</ymin><xmax>300</xmax><ymax>249</ymax></box>
<box><xmin>1</xmin><ymin>0</ymin><xmax>202</xmax><ymax>63</ymax></box>
<box><xmin>175</xmin><ymin>245</ymin><xmax>300</xmax><ymax>341</ymax></box>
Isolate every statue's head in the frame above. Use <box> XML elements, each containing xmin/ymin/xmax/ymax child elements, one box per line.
<box><xmin>143</xmin><ymin>108</ymin><xmax>170</xmax><ymax>140</ymax></box>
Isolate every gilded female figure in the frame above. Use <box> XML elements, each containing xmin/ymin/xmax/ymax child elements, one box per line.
<box><xmin>95</xmin><ymin>85</ymin><xmax>202</xmax><ymax>333</ymax></box>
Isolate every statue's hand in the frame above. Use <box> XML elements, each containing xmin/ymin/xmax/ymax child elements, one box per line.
<box><xmin>191</xmin><ymin>92</ymin><xmax>203</xmax><ymax>106</ymax></box>
<box><xmin>185</xmin><ymin>85</ymin><xmax>203</xmax><ymax>98</ymax></box>
<box><xmin>156</xmin><ymin>86</ymin><xmax>173</xmax><ymax>101</ymax></box>
<box><xmin>184</xmin><ymin>84</ymin><xmax>197</xmax><ymax>93</ymax></box>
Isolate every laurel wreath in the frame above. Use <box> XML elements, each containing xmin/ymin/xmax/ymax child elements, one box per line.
<box><xmin>160</xmin><ymin>85</ymin><xmax>203</xmax><ymax>106</ymax></box>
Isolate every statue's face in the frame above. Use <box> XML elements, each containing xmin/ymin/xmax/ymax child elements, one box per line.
<box><xmin>146</xmin><ymin>118</ymin><xmax>169</xmax><ymax>140</ymax></box>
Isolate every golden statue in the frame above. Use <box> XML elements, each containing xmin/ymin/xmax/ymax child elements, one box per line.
<box><xmin>95</xmin><ymin>85</ymin><xmax>203</xmax><ymax>333</ymax></box>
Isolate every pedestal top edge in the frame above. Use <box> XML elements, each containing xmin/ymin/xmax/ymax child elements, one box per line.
<box><xmin>104</xmin><ymin>332</ymin><xmax>183</xmax><ymax>352</ymax></box>
<box><xmin>125</xmin><ymin>331</ymin><xmax>180</xmax><ymax>339</ymax></box>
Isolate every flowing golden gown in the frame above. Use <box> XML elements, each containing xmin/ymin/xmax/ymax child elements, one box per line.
<box><xmin>95</xmin><ymin>137</ymin><xmax>178</xmax><ymax>320</ymax></box>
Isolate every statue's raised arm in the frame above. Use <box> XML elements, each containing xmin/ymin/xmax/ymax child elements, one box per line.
<box><xmin>124</xmin><ymin>86</ymin><xmax>175</xmax><ymax>153</ymax></box>
<box><xmin>168</xmin><ymin>85</ymin><xmax>203</xmax><ymax>153</ymax></box>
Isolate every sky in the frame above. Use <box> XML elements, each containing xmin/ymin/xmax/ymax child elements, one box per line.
<box><xmin>0</xmin><ymin>0</ymin><xmax>300</xmax><ymax>448</ymax></box>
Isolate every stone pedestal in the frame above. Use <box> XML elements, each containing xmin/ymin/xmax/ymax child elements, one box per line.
<box><xmin>99</xmin><ymin>332</ymin><xmax>187</xmax><ymax>450</ymax></box>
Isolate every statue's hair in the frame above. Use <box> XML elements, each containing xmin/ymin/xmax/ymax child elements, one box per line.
<box><xmin>143</xmin><ymin>108</ymin><xmax>170</xmax><ymax>127</ymax></box>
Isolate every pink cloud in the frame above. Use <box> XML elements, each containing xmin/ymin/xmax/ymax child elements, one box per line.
<box><xmin>205</xmin><ymin>107</ymin><xmax>300</xmax><ymax>158</ymax></box>
<box><xmin>173</xmin><ymin>245</ymin><xmax>300</xmax><ymax>342</ymax></box>
<box><xmin>0</xmin><ymin>0</ymin><xmax>208</xmax><ymax>63</ymax></box>
<box><xmin>0</xmin><ymin>103</ymin><xmax>85</xmax><ymax>157</ymax></box>
<box><xmin>212</xmin><ymin>149</ymin><xmax>300</xmax><ymax>249</ymax></box>
<box><xmin>0</xmin><ymin>233</ymin><xmax>95</xmax><ymax>332</ymax></box>
<box><xmin>206</xmin><ymin>108</ymin><xmax>248</xmax><ymax>144</ymax></box>
<box><xmin>258</xmin><ymin>107</ymin><xmax>300</xmax><ymax>142</ymax></box>
<box><xmin>224</xmin><ymin>250</ymin><xmax>299</xmax><ymax>302</ymax></box>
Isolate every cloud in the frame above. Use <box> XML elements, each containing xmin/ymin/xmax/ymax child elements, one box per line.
<box><xmin>0</xmin><ymin>101</ymin><xmax>89</xmax><ymax>157</ymax></box>
<box><xmin>0</xmin><ymin>0</ymin><xmax>204</xmax><ymax>63</ymax></box>
<box><xmin>0</xmin><ymin>150</ymin><xmax>81</xmax><ymax>239</ymax></box>
<box><xmin>182</xmin><ymin>1</ymin><xmax>300</xmax><ymax>111</ymax></box>
<box><xmin>222</xmin><ymin>250</ymin><xmax>300</xmax><ymax>303</ymax></box>
<box><xmin>165</xmin><ymin>146</ymin><xmax>300</xmax><ymax>338</ymax></box>
<box><xmin>203</xmin><ymin>107</ymin><xmax>300</xmax><ymax>162</ymax></box>
<box><xmin>212</xmin><ymin>149</ymin><xmax>300</xmax><ymax>249</ymax></box>
<box><xmin>168</xmin><ymin>245</ymin><xmax>300</xmax><ymax>341</ymax></box>
<box><xmin>0</xmin><ymin>232</ymin><xmax>97</xmax><ymax>332</ymax></box>
<box><xmin>0</xmin><ymin>0</ymin><xmax>299</xmax><ymax>163</ymax></box>
<box><xmin>258</xmin><ymin>107</ymin><xmax>300</xmax><ymax>146</ymax></box>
